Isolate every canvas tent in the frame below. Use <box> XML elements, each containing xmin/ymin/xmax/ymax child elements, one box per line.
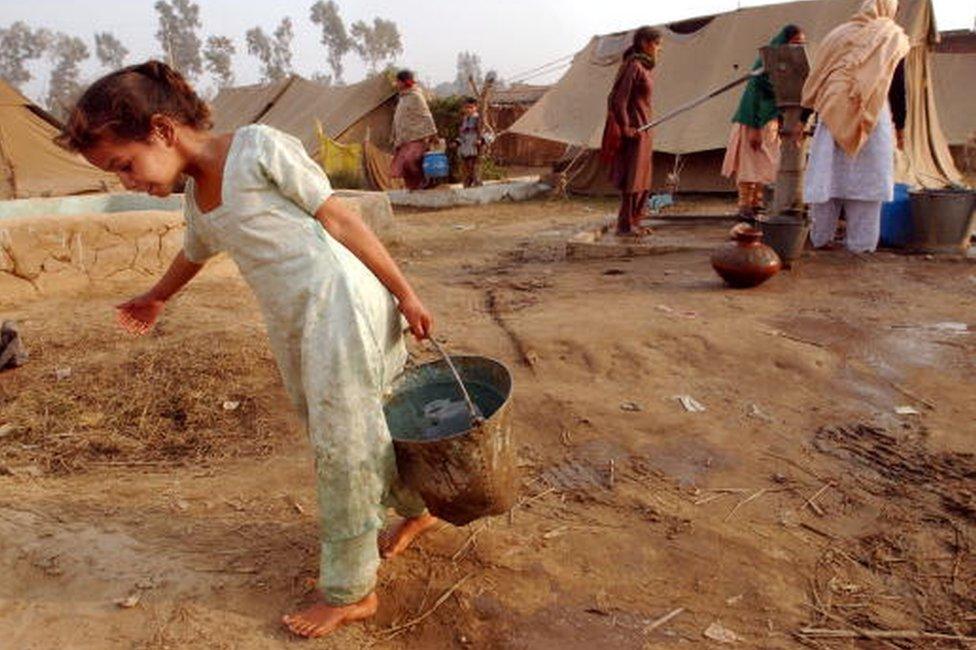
<box><xmin>509</xmin><ymin>0</ymin><xmax>961</xmax><ymax>194</ymax></box>
<box><xmin>210</xmin><ymin>73</ymin><xmax>400</xmax><ymax>190</ymax></box>
<box><xmin>210</xmin><ymin>73</ymin><xmax>398</xmax><ymax>153</ymax></box>
<box><xmin>209</xmin><ymin>76</ymin><xmax>293</xmax><ymax>133</ymax></box>
<box><xmin>0</xmin><ymin>79</ymin><xmax>119</xmax><ymax>199</ymax></box>
<box><xmin>931</xmin><ymin>31</ymin><xmax>976</xmax><ymax>172</ymax></box>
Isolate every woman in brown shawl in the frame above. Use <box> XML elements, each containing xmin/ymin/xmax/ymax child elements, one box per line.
<box><xmin>601</xmin><ymin>27</ymin><xmax>663</xmax><ymax>237</ymax></box>
<box><xmin>391</xmin><ymin>69</ymin><xmax>438</xmax><ymax>191</ymax></box>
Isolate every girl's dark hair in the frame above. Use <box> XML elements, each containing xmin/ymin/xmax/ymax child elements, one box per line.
<box><xmin>58</xmin><ymin>60</ymin><xmax>211</xmax><ymax>152</ymax></box>
<box><xmin>782</xmin><ymin>24</ymin><xmax>803</xmax><ymax>43</ymax></box>
<box><xmin>624</xmin><ymin>26</ymin><xmax>662</xmax><ymax>59</ymax></box>
<box><xmin>396</xmin><ymin>69</ymin><xmax>415</xmax><ymax>83</ymax></box>
<box><xmin>633</xmin><ymin>26</ymin><xmax>662</xmax><ymax>48</ymax></box>
<box><xmin>463</xmin><ymin>96</ymin><xmax>478</xmax><ymax>105</ymax></box>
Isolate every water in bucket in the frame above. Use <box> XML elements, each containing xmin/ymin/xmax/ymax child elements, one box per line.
<box><xmin>387</xmin><ymin>380</ymin><xmax>505</xmax><ymax>442</ymax></box>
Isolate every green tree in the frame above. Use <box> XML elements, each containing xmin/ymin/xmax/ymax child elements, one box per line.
<box><xmin>246</xmin><ymin>17</ymin><xmax>294</xmax><ymax>82</ymax></box>
<box><xmin>350</xmin><ymin>17</ymin><xmax>402</xmax><ymax>74</ymax></box>
<box><xmin>0</xmin><ymin>22</ymin><xmax>52</xmax><ymax>89</ymax></box>
<box><xmin>94</xmin><ymin>32</ymin><xmax>128</xmax><ymax>69</ymax></box>
<box><xmin>310</xmin><ymin>1</ymin><xmax>352</xmax><ymax>84</ymax></box>
<box><xmin>154</xmin><ymin>0</ymin><xmax>203</xmax><ymax>80</ymax></box>
<box><xmin>204</xmin><ymin>35</ymin><xmax>235</xmax><ymax>88</ymax></box>
<box><xmin>47</xmin><ymin>33</ymin><xmax>89</xmax><ymax>119</ymax></box>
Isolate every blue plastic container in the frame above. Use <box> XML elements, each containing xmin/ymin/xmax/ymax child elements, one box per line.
<box><xmin>422</xmin><ymin>152</ymin><xmax>450</xmax><ymax>179</ymax></box>
<box><xmin>880</xmin><ymin>183</ymin><xmax>912</xmax><ymax>248</ymax></box>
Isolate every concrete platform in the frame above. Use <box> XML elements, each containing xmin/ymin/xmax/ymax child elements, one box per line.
<box><xmin>388</xmin><ymin>177</ymin><xmax>550</xmax><ymax>209</ymax></box>
<box><xmin>566</xmin><ymin>218</ymin><xmax>722</xmax><ymax>260</ymax></box>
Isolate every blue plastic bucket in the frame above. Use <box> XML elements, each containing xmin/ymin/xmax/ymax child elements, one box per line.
<box><xmin>422</xmin><ymin>152</ymin><xmax>450</xmax><ymax>179</ymax></box>
<box><xmin>880</xmin><ymin>183</ymin><xmax>912</xmax><ymax>248</ymax></box>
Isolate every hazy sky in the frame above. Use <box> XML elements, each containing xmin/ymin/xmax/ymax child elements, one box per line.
<box><xmin>6</xmin><ymin>0</ymin><xmax>974</xmax><ymax>101</ymax></box>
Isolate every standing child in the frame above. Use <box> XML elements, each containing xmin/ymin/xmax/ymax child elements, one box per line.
<box><xmin>456</xmin><ymin>97</ymin><xmax>484</xmax><ymax>188</ymax></box>
<box><xmin>58</xmin><ymin>61</ymin><xmax>440</xmax><ymax>639</ymax></box>
<box><xmin>600</xmin><ymin>27</ymin><xmax>663</xmax><ymax>237</ymax></box>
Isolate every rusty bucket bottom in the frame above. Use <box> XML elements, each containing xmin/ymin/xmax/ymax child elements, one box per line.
<box><xmin>384</xmin><ymin>356</ymin><xmax>517</xmax><ymax>526</ymax></box>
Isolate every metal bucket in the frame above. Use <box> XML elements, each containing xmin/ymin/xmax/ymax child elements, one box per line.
<box><xmin>384</xmin><ymin>355</ymin><xmax>517</xmax><ymax>526</ymax></box>
<box><xmin>908</xmin><ymin>189</ymin><xmax>976</xmax><ymax>253</ymax></box>
<box><xmin>757</xmin><ymin>213</ymin><xmax>809</xmax><ymax>265</ymax></box>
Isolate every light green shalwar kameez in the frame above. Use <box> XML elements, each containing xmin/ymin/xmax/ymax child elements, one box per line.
<box><xmin>182</xmin><ymin>124</ymin><xmax>426</xmax><ymax>604</ymax></box>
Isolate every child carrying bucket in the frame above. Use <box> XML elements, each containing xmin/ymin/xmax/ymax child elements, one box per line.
<box><xmin>57</xmin><ymin>60</ymin><xmax>439</xmax><ymax>639</ymax></box>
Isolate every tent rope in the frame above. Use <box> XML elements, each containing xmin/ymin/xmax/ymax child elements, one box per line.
<box><xmin>667</xmin><ymin>153</ymin><xmax>686</xmax><ymax>194</ymax></box>
<box><xmin>505</xmin><ymin>53</ymin><xmax>575</xmax><ymax>85</ymax></box>
<box><xmin>548</xmin><ymin>144</ymin><xmax>591</xmax><ymax>199</ymax></box>
<box><xmin>507</xmin><ymin>61</ymin><xmax>573</xmax><ymax>86</ymax></box>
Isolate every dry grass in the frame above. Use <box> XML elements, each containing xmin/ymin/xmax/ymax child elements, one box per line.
<box><xmin>0</xmin><ymin>320</ymin><xmax>290</xmax><ymax>474</ymax></box>
<box><xmin>798</xmin><ymin>424</ymin><xmax>976</xmax><ymax>643</ymax></box>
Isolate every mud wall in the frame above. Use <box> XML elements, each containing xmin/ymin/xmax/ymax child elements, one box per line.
<box><xmin>0</xmin><ymin>191</ymin><xmax>397</xmax><ymax>307</ymax></box>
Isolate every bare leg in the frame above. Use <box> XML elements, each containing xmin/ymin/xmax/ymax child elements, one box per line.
<box><xmin>378</xmin><ymin>512</ymin><xmax>440</xmax><ymax>559</ymax></box>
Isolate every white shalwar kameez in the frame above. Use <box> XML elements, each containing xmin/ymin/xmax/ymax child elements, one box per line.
<box><xmin>182</xmin><ymin>124</ymin><xmax>426</xmax><ymax>605</ymax></box>
<box><xmin>803</xmin><ymin>103</ymin><xmax>895</xmax><ymax>253</ymax></box>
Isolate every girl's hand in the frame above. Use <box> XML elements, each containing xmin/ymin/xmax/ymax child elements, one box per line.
<box><xmin>398</xmin><ymin>294</ymin><xmax>433</xmax><ymax>340</ymax></box>
<box><xmin>116</xmin><ymin>293</ymin><xmax>166</xmax><ymax>335</ymax></box>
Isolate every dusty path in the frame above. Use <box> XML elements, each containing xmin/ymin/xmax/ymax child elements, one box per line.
<box><xmin>1</xmin><ymin>197</ymin><xmax>973</xmax><ymax>648</ymax></box>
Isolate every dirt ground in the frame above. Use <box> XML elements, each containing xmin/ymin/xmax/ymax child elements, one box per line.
<box><xmin>1</xmin><ymin>196</ymin><xmax>974</xmax><ymax>649</ymax></box>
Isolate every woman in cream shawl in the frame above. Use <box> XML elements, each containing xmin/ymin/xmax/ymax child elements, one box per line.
<box><xmin>801</xmin><ymin>0</ymin><xmax>910</xmax><ymax>253</ymax></box>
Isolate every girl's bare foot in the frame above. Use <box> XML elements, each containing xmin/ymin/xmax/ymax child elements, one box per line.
<box><xmin>282</xmin><ymin>591</ymin><xmax>378</xmax><ymax>639</ymax></box>
<box><xmin>378</xmin><ymin>512</ymin><xmax>439</xmax><ymax>559</ymax></box>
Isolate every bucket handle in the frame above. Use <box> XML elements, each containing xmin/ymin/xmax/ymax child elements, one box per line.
<box><xmin>428</xmin><ymin>338</ymin><xmax>484</xmax><ymax>426</ymax></box>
